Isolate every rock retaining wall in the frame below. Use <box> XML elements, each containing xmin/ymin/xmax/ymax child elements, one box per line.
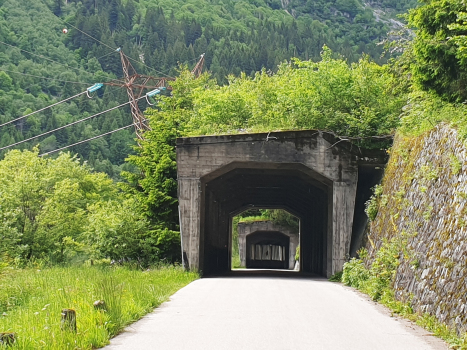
<box><xmin>365</xmin><ymin>124</ymin><xmax>467</xmax><ymax>334</ymax></box>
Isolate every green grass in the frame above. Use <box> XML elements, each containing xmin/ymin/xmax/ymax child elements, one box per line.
<box><xmin>0</xmin><ymin>265</ymin><xmax>198</xmax><ymax>349</ymax></box>
<box><xmin>231</xmin><ymin>253</ymin><xmax>244</xmax><ymax>269</ymax></box>
<box><xmin>237</xmin><ymin>216</ymin><xmax>270</xmax><ymax>224</ymax></box>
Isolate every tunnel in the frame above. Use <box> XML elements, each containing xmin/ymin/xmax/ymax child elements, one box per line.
<box><xmin>177</xmin><ymin>129</ymin><xmax>388</xmax><ymax>278</ymax></box>
<box><xmin>200</xmin><ymin>164</ymin><xmax>331</xmax><ymax>276</ymax></box>
<box><xmin>246</xmin><ymin>231</ymin><xmax>290</xmax><ymax>269</ymax></box>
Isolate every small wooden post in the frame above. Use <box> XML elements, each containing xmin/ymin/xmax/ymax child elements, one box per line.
<box><xmin>0</xmin><ymin>332</ymin><xmax>16</xmax><ymax>346</ymax></box>
<box><xmin>93</xmin><ymin>300</ymin><xmax>106</xmax><ymax>311</ymax></box>
<box><xmin>61</xmin><ymin>309</ymin><xmax>77</xmax><ymax>332</ymax></box>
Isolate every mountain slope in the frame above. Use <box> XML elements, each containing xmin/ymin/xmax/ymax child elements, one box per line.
<box><xmin>0</xmin><ymin>0</ymin><xmax>418</xmax><ymax>175</ymax></box>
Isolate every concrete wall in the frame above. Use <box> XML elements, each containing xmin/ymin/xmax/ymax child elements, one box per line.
<box><xmin>237</xmin><ymin>221</ymin><xmax>299</xmax><ymax>270</ymax></box>
<box><xmin>177</xmin><ymin>130</ymin><xmax>385</xmax><ymax>276</ymax></box>
<box><xmin>364</xmin><ymin>125</ymin><xmax>467</xmax><ymax>334</ymax></box>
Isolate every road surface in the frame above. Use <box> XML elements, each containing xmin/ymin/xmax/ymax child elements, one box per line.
<box><xmin>105</xmin><ymin>273</ymin><xmax>448</xmax><ymax>350</ymax></box>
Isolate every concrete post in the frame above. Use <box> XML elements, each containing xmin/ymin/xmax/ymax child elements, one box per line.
<box><xmin>178</xmin><ymin>178</ymin><xmax>201</xmax><ymax>271</ymax></box>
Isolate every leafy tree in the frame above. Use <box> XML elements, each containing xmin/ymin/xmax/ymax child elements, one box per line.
<box><xmin>122</xmin><ymin>69</ymin><xmax>213</xmax><ymax>262</ymax></box>
<box><xmin>0</xmin><ymin>149</ymin><xmax>159</xmax><ymax>265</ymax></box>
<box><xmin>408</xmin><ymin>0</ymin><xmax>467</xmax><ymax>101</ymax></box>
<box><xmin>182</xmin><ymin>48</ymin><xmax>405</xmax><ymax>145</ymax></box>
<box><xmin>84</xmin><ymin>198</ymin><xmax>156</xmax><ymax>264</ymax></box>
<box><xmin>124</xmin><ymin>51</ymin><xmax>406</xmax><ymax>254</ymax></box>
<box><xmin>0</xmin><ymin>209</ymin><xmax>23</xmax><ymax>263</ymax></box>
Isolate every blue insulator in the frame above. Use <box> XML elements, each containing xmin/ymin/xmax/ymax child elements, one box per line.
<box><xmin>87</xmin><ymin>83</ymin><xmax>104</xmax><ymax>93</ymax></box>
<box><xmin>146</xmin><ymin>88</ymin><xmax>164</xmax><ymax>97</ymax></box>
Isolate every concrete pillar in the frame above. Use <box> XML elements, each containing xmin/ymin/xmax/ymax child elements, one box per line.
<box><xmin>178</xmin><ymin>179</ymin><xmax>201</xmax><ymax>271</ymax></box>
<box><xmin>332</xmin><ymin>181</ymin><xmax>357</xmax><ymax>275</ymax></box>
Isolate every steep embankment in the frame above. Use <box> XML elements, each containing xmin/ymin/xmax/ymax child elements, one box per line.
<box><xmin>364</xmin><ymin>124</ymin><xmax>467</xmax><ymax>334</ymax></box>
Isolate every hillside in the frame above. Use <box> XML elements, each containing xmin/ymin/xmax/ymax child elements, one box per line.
<box><xmin>0</xmin><ymin>0</ymin><xmax>417</xmax><ymax>176</ymax></box>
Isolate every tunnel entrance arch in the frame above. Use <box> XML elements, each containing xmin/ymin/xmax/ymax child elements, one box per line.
<box><xmin>200</xmin><ymin>164</ymin><xmax>331</xmax><ymax>275</ymax></box>
<box><xmin>177</xmin><ymin>130</ymin><xmax>387</xmax><ymax>277</ymax></box>
<box><xmin>234</xmin><ymin>211</ymin><xmax>300</xmax><ymax>270</ymax></box>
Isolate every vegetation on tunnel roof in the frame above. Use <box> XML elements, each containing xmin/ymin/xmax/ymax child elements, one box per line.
<box><xmin>145</xmin><ymin>47</ymin><xmax>405</xmax><ymax>148</ymax></box>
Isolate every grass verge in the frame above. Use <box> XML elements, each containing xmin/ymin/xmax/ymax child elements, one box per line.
<box><xmin>0</xmin><ymin>265</ymin><xmax>198</xmax><ymax>349</ymax></box>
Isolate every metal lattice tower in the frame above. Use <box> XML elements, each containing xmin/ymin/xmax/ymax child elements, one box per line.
<box><xmin>105</xmin><ymin>49</ymin><xmax>205</xmax><ymax>140</ymax></box>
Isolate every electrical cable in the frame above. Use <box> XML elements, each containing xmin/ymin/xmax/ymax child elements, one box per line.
<box><xmin>0</xmin><ymin>90</ymin><xmax>88</xmax><ymax>129</ymax></box>
<box><xmin>0</xmin><ymin>68</ymin><xmax>93</xmax><ymax>85</ymax></box>
<box><xmin>39</xmin><ymin>124</ymin><xmax>134</xmax><ymax>157</ymax></box>
<box><xmin>0</xmin><ymin>96</ymin><xmax>145</xmax><ymax>151</ymax></box>
<box><xmin>95</xmin><ymin>50</ymin><xmax>118</xmax><ymax>61</ymax></box>
<box><xmin>58</xmin><ymin>17</ymin><xmax>175</xmax><ymax>78</ymax></box>
<box><xmin>0</xmin><ymin>40</ymin><xmax>94</xmax><ymax>77</ymax></box>
<box><xmin>124</xmin><ymin>53</ymin><xmax>175</xmax><ymax>79</ymax></box>
<box><xmin>61</xmin><ymin>20</ymin><xmax>116</xmax><ymax>52</ymax></box>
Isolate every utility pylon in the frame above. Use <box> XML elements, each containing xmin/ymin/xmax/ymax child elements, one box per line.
<box><xmin>192</xmin><ymin>53</ymin><xmax>205</xmax><ymax>78</ymax></box>
<box><xmin>105</xmin><ymin>49</ymin><xmax>205</xmax><ymax>140</ymax></box>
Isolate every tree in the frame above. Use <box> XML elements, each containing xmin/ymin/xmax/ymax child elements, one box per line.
<box><xmin>84</xmin><ymin>198</ymin><xmax>156</xmax><ymax>264</ymax></box>
<box><xmin>0</xmin><ymin>149</ymin><xmax>155</xmax><ymax>265</ymax></box>
<box><xmin>408</xmin><ymin>0</ymin><xmax>467</xmax><ymax>101</ymax></box>
<box><xmin>122</xmin><ymin>69</ymin><xmax>213</xmax><ymax>262</ymax></box>
<box><xmin>52</xmin><ymin>0</ymin><xmax>63</xmax><ymax>16</ymax></box>
<box><xmin>0</xmin><ymin>71</ymin><xmax>13</xmax><ymax>92</ymax></box>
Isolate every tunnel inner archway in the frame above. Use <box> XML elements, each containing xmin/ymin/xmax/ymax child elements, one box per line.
<box><xmin>232</xmin><ymin>209</ymin><xmax>300</xmax><ymax>270</ymax></box>
<box><xmin>200</xmin><ymin>165</ymin><xmax>331</xmax><ymax>276</ymax></box>
<box><xmin>246</xmin><ymin>231</ymin><xmax>290</xmax><ymax>269</ymax></box>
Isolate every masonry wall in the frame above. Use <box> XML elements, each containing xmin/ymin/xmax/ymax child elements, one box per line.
<box><xmin>364</xmin><ymin>125</ymin><xmax>467</xmax><ymax>334</ymax></box>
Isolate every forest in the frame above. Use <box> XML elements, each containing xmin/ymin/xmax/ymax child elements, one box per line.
<box><xmin>0</xmin><ymin>0</ymin><xmax>414</xmax><ymax>179</ymax></box>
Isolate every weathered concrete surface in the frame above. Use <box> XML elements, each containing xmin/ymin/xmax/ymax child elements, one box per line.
<box><xmin>237</xmin><ymin>221</ymin><xmax>299</xmax><ymax>269</ymax></box>
<box><xmin>104</xmin><ymin>276</ymin><xmax>448</xmax><ymax>350</ymax></box>
<box><xmin>177</xmin><ymin>130</ymin><xmax>387</xmax><ymax>277</ymax></box>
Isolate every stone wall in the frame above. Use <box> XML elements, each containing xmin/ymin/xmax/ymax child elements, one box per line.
<box><xmin>365</xmin><ymin>124</ymin><xmax>467</xmax><ymax>334</ymax></box>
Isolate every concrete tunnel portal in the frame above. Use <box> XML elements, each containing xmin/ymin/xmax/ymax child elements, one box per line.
<box><xmin>203</xmin><ymin>166</ymin><xmax>329</xmax><ymax>275</ymax></box>
<box><xmin>177</xmin><ymin>130</ymin><xmax>387</xmax><ymax>277</ymax></box>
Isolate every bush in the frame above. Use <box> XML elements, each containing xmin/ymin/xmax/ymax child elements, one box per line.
<box><xmin>342</xmin><ymin>258</ymin><xmax>370</xmax><ymax>289</ymax></box>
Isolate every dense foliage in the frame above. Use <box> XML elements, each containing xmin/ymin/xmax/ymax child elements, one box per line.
<box><xmin>408</xmin><ymin>0</ymin><xmax>467</xmax><ymax>102</ymax></box>
<box><xmin>0</xmin><ymin>0</ymin><xmax>415</xmax><ymax>180</ymax></box>
<box><xmin>0</xmin><ymin>149</ymin><xmax>168</xmax><ymax>266</ymax></box>
<box><xmin>0</xmin><ymin>0</ymin><xmax>138</xmax><ymax>178</ymax></box>
<box><xmin>65</xmin><ymin>0</ymin><xmax>412</xmax><ymax>83</ymax></box>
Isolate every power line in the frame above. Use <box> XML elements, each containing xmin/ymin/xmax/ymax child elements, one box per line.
<box><xmin>0</xmin><ymin>96</ymin><xmax>144</xmax><ymax>151</ymax></box>
<box><xmin>39</xmin><ymin>124</ymin><xmax>134</xmax><ymax>157</ymax></box>
<box><xmin>0</xmin><ymin>40</ymin><xmax>94</xmax><ymax>77</ymax></box>
<box><xmin>58</xmin><ymin>17</ymin><xmax>175</xmax><ymax>79</ymax></box>
<box><xmin>96</xmin><ymin>50</ymin><xmax>118</xmax><ymax>61</ymax></box>
<box><xmin>61</xmin><ymin>20</ymin><xmax>116</xmax><ymax>52</ymax></box>
<box><xmin>125</xmin><ymin>53</ymin><xmax>175</xmax><ymax>79</ymax></box>
<box><xmin>0</xmin><ymin>68</ymin><xmax>93</xmax><ymax>85</ymax></box>
<box><xmin>0</xmin><ymin>90</ymin><xmax>88</xmax><ymax>129</ymax></box>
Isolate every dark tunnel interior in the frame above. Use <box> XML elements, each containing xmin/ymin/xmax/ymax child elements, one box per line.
<box><xmin>200</xmin><ymin>166</ymin><xmax>331</xmax><ymax>276</ymax></box>
<box><xmin>245</xmin><ymin>231</ymin><xmax>290</xmax><ymax>269</ymax></box>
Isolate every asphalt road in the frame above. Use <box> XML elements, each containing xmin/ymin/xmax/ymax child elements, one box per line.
<box><xmin>104</xmin><ymin>273</ymin><xmax>448</xmax><ymax>350</ymax></box>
